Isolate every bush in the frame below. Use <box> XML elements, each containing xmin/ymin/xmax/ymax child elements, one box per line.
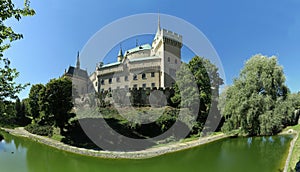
<box><xmin>0</xmin><ymin>115</ymin><xmax>17</xmax><ymax>128</ymax></box>
<box><xmin>25</xmin><ymin>124</ymin><xmax>53</xmax><ymax>137</ymax></box>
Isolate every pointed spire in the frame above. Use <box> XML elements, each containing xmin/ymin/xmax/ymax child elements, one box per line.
<box><xmin>154</xmin><ymin>11</ymin><xmax>161</xmax><ymax>41</ymax></box>
<box><xmin>76</xmin><ymin>51</ymin><xmax>80</xmax><ymax>69</ymax></box>
<box><xmin>118</xmin><ymin>44</ymin><xmax>123</xmax><ymax>57</ymax></box>
<box><xmin>157</xmin><ymin>10</ymin><xmax>161</xmax><ymax>33</ymax></box>
<box><xmin>118</xmin><ymin>44</ymin><xmax>123</xmax><ymax>62</ymax></box>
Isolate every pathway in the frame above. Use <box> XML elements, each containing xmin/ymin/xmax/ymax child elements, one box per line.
<box><xmin>1</xmin><ymin>127</ymin><xmax>229</xmax><ymax>159</ymax></box>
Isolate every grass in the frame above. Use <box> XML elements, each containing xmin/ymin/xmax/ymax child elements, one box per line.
<box><xmin>180</xmin><ymin>136</ymin><xmax>199</xmax><ymax>143</ymax></box>
<box><xmin>51</xmin><ymin>134</ymin><xmax>64</xmax><ymax>141</ymax></box>
<box><xmin>50</xmin><ymin>127</ymin><xmax>64</xmax><ymax>141</ymax></box>
<box><xmin>282</xmin><ymin>124</ymin><xmax>300</xmax><ymax>171</ymax></box>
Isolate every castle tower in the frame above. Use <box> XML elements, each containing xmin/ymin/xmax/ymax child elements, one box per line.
<box><xmin>151</xmin><ymin>14</ymin><xmax>183</xmax><ymax>88</ymax></box>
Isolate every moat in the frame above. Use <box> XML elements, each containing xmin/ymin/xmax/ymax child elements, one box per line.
<box><xmin>0</xmin><ymin>131</ymin><xmax>293</xmax><ymax>172</ymax></box>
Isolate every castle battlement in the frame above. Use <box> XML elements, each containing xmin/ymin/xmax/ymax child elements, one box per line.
<box><xmin>162</xmin><ymin>29</ymin><xmax>182</xmax><ymax>43</ymax></box>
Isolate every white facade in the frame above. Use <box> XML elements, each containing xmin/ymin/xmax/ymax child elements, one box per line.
<box><xmin>91</xmin><ymin>20</ymin><xmax>183</xmax><ymax>92</ymax></box>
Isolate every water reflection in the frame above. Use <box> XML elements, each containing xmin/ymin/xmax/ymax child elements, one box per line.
<box><xmin>0</xmin><ymin>131</ymin><xmax>294</xmax><ymax>172</ymax></box>
<box><xmin>268</xmin><ymin>136</ymin><xmax>274</xmax><ymax>143</ymax></box>
<box><xmin>247</xmin><ymin>137</ymin><xmax>252</xmax><ymax>147</ymax></box>
<box><xmin>0</xmin><ymin>133</ymin><xmax>28</xmax><ymax>172</ymax></box>
<box><xmin>280</xmin><ymin>136</ymin><xmax>286</xmax><ymax>146</ymax></box>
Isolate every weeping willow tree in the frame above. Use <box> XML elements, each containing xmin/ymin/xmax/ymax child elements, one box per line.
<box><xmin>219</xmin><ymin>54</ymin><xmax>294</xmax><ymax>136</ymax></box>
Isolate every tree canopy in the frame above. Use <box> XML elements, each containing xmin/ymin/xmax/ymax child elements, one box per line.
<box><xmin>219</xmin><ymin>54</ymin><xmax>294</xmax><ymax>136</ymax></box>
<box><xmin>40</xmin><ymin>77</ymin><xmax>74</xmax><ymax>131</ymax></box>
<box><xmin>28</xmin><ymin>84</ymin><xmax>45</xmax><ymax>121</ymax></box>
<box><xmin>0</xmin><ymin>0</ymin><xmax>35</xmax><ymax>100</ymax></box>
<box><xmin>171</xmin><ymin>56</ymin><xmax>223</xmax><ymax>134</ymax></box>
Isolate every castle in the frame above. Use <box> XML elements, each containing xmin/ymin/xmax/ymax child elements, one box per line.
<box><xmin>91</xmin><ymin>17</ymin><xmax>182</xmax><ymax>93</ymax></box>
<box><xmin>65</xmin><ymin>16</ymin><xmax>183</xmax><ymax>95</ymax></box>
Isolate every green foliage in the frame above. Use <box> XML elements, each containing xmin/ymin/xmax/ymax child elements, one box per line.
<box><xmin>14</xmin><ymin>97</ymin><xmax>30</xmax><ymax>125</ymax></box>
<box><xmin>21</xmin><ymin>98</ymin><xmax>30</xmax><ymax>117</ymax></box>
<box><xmin>171</xmin><ymin>56</ymin><xmax>223</xmax><ymax>134</ymax></box>
<box><xmin>0</xmin><ymin>98</ymin><xmax>30</xmax><ymax>127</ymax></box>
<box><xmin>0</xmin><ymin>100</ymin><xmax>16</xmax><ymax>127</ymax></box>
<box><xmin>28</xmin><ymin>84</ymin><xmax>45</xmax><ymax>121</ymax></box>
<box><xmin>96</xmin><ymin>91</ymin><xmax>108</xmax><ymax>108</ymax></box>
<box><xmin>26</xmin><ymin>77</ymin><xmax>74</xmax><ymax>135</ymax></box>
<box><xmin>219</xmin><ymin>54</ymin><xmax>292</xmax><ymax>136</ymax></box>
<box><xmin>25</xmin><ymin>123</ymin><xmax>53</xmax><ymax>137</ymax></box>
<box><xmin>155</xmin><ymin>107</ymin><xmax>178</xmax><ymax>131</ymax></box>
<box><xmin>0</xmin><ymin>0</ymin><xmax>35</xmax><ymax>101</ymax></box>
<box><xmin>41</xmin><ymin>77</ymin><xmax>74</xmax><ymax>131</ymax></box>
<box><xmin>15</xmin><ymin>97</ymin><xmax>21</xmax><ymax>116</ymax></box>
<box><xmin>171</xmin><ymin>63</ymin><xmax>199</xmax><ymax>110</ymax></box>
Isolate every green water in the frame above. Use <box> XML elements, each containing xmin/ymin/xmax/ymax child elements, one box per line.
<box><xmin>0</xmin><ymin>132</ymin><xmax>292</xmax><ymax>172</ymax></box>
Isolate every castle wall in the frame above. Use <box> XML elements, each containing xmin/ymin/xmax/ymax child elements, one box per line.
<box><xmin>98</xmin><ymin>70</ymin><xmax>161</xmax><ymax>92</ymax></box>
<box><xmin>94</xmin><ymin>27</ymin><xmax>182</xmax><ymax>92</ymax></box>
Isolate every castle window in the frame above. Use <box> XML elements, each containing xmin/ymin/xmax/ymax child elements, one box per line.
<box><xmin>133</xmin><ymin>74</ymin><xmax>137</xmax><ymax>80</ymax></box>
<box><xmin>142</xmin><ymin>83</ymin><xmax>146</xmax><ymax>88</ymax></box>
<box><xmin>151</xmin><ymin>83</ymin><xmax>155</xmax><ymax>88</ymax></box>
<box><xmin>124</xmin><ymin>76</ymin><xmax>128</xmax><ymax>81</ymax></box>
<box><xmin>151</xmin><ymin>72</ymin><xmax>155</xmax><ymax>77</ymax></box>
<box><xmin>101</xmin><ymin>79</ymin><xmax>105</xmax><ymax>85</ymax></box>
<box><xmin>108</xmin><ymin>87</ymin><xmax>111</xmax><ymax>92</ymax></box>
<box><xmin>168</xmin><ymin>57</ymin><xmax>170</xmax><ymax>62</ymax></box>
<box><xmin>116</xmin><ymin>77</ymin><xmax>120</xmax><ymax>82</ymax></box>
<box><xmin>109</xmin><ymin>78</ymin><xmax>112</xmax><ymax>84</ymax></box>
<box><xmin>133</xmin><ymin>84</ymin><xmax>138</xmax><ymax>88</ymax></box>
<box><xmin>142</xmin><ymin>73</ymin><xmax>146</xmax><ymax>79</ymax></box>
<box><xmin>95</xmin><ymin>82</ymin><xmax>98</xmax><ymax>87</ymax></box>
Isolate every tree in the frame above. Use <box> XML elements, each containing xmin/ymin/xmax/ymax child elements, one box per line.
<box><xmin>42</xmin><ymin>77</ymin><xmax>74</xmax><ymax>132</ymax></box>
<box><xmin>28</xmin><ymin>84</ymin><xmax>45</xmax><ymax>121</ymax></box>
<box><xmin>15</xmin><ymin>97</ymin><xmax>24</xmax><ymax>118</ymax></box>
<box><xmin>0</xmin><ymin>0</ymin><xmax>35</xmax><ymax>100</ymax></box>
<box><xmin>171</xmin><ymin>56</ymin><xmax>223</xmax><ymax>133</ymax></box>
<box><xmin>13</xmin><ymin>97</ymin><xmax>30</xmax><ymax>125</ymax></box>
<box><xmin>21</xmin><ymin>98</ymin><xmax>30</xmax><ymax>117</ymax></box>
<box><xmin>285</xmin><ymin>93</ymin><xmax>300</xmax><ymax>125</ymax></box>
<box><xmin>219</xmin><ymin>54</ymin><xmax>290</xmax><ymax>136</ymax></box>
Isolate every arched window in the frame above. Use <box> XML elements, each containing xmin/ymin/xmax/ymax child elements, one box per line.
<box><xmin>133</xmin><ymin>74</ymin><xmax>137</xmax><ymax>80</ymax></box>
<box><xmin>142</xmin><ymin>73</ymin><xmax>146</xmax><ymax>79</ymax></box>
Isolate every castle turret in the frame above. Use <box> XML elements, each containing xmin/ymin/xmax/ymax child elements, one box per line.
<box><xmin>117</xmin><ymin>47</ymin><xmax>123</xmax><ymax>62</ymax></box>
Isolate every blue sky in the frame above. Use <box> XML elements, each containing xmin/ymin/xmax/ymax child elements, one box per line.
<box><xmin>5</xmin><ymin>0</ymin><xmax>300</xmax><ymax>99</ymax></box>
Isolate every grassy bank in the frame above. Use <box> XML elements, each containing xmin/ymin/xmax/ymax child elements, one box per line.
<box><xmin>282</xmin><ymin>124</ymin><xmax>300</xmax><ymax>171</ymax></box>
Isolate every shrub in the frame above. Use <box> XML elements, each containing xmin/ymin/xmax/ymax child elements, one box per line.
<box><xmin>0</xmin><ymin>115</ymin><xmax>17</xmax><ymax>128</ymax></box>
<box><xmin>25</xmin><ymin>124</ymin><xmax>53</xmax><ymax>137</ymax></box>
